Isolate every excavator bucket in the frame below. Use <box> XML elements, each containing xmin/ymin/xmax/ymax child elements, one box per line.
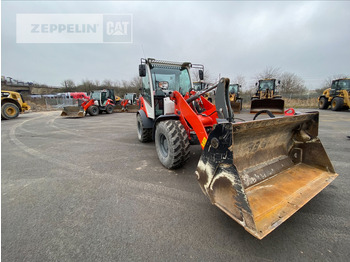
<box><xmin>250</xmin><ymin>99</ymin><xmax>284</xmax><ymax>114</ymax></box>
<box><xmin>196</xmin><ymin>112</ymin><xmax>338</xmax><ymax>239</ymax></box>
<box><xmin>61</xmin><ymin>106</ymin><xmax>85</xmax><ymax>117</ymax></box>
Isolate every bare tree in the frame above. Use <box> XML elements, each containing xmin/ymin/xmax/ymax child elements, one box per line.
<box><xmin>280</xmin><ymin>72</ymin><xmax>307</xmax><ymax>95</ymax></box>
<box><xmin>191</xmin><ymin>69</ymin><xmax>211</xmax><ymax>83</ymax></box>
<box><xmin>102</xmin><ymin>79</ymin><xmax>114</xmax><ymax>89</ymax></box>
<box><xmin>61</xmin><ymin>79</ymin><xmax>75</xmax><ymax>89</ymax></box>
<box><xmin>256</xmin><ymin>66</ymin><xmax>281</xmax><ymax>80</ymax></box>
<box><xmin>80</xmin><ymin>79</ymin><xmax>95</xmax><ymax>92</ymax></box>
<box><xmin>129</xmin><ymin>76</ymin><xmax>142</xmax><ymax>89</ymax></box>
<box><xmin>232</xmin><ymin>75</ymin><xmax>246</xmax><ymax>89</ymax></box>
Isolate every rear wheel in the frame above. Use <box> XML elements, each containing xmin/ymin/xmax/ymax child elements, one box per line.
<box><xmin>106</xmin><ymin>105</ymin><xmax>114</xmax><ymax>114</ymax></box>
<box><xmin>155</xmin><ymin>120</ymin><xmax>190</xmax><ymax>169</ymax></box>
<box><xmin>88</xmin><ymin>105</ymin><xmax>99</xmax><ymax>116</ymax></box>
<box><xmin>1</xmin><ymin>102</ymin><xmax>20</xmax><ymax>120</ymax></box>
<box><xmin>331</xmin><ymin>97</ymin><xmax>344</xmax><ymax>111</ymax></box>
<box><xmin>318</xmin><ymin>97</ymin><xmax>329</xmax><ymax>109</ymax></box>
<box><xmin>137</xmin><ymin>114</ymin><xmax>152</xmax><ymax>142</ymax></box>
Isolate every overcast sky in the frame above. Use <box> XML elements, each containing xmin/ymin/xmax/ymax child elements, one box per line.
<box><xmin>1</xmin><ymin>0</ymin><xmax>349</xmax><ymax>90</ymax></box>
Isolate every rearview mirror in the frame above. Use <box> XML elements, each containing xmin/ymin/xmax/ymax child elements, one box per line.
<box><xmin>199</xmin><ymin>70</ymin><xmax>204</xmax><ymax>80</ymax></box>
<box><xmin>139</xmin><ymin>64</ymin><xmax>146</xmax><ymax>77</ymax></box>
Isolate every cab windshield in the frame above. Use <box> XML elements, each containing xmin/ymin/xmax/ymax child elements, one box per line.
<box><xmin>259</xmin><ymin>80</ymin><xmax>274</xmax><ymax>90</ymax></box>
<box><xmin>151</xmin><ymin>66</ymin><xmax>192</xmax><ymax>96</ymax></box>
<box><xmin>90</xmin><ymin>92</ymin><xmax>101</xmax><ymax>100</ymax></box>
<box><xmin>338</xmin><ymin>80</ymin><xmax>350</xmax><ymax>91</ymax></box>
<box><xmin>229</xmin><ymin>84</ymin><xmax>238</xmax><ymax>94</ymax></box>
<box><xmin>125</xmin><ymin>93</ymin><xmax>134</xmax><ymax>100</ymax></box>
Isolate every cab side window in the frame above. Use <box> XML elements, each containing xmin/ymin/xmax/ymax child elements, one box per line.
<box><xmin>331</xmin><ymin>81</ymin><xmax>338</xmax><ymax>90</ymax></box>
<box><xmin>142</xmin><ymin>69</ymin><xmax>151</xmax><ymax>104</ymax></box>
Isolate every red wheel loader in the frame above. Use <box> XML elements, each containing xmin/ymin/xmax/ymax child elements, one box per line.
<box><xmin>61</xmin><ymin>89</ymin><xmax>116</xmax><ymax>117</ymax></box>
<box><xmin>120</xmin><ymin>93</ymin><xmax>138</xmax><ymax>112</ymax></box>
<box><xmin>136</xmin><ymin>58</ymin><xmax>338</xmax><ymax>239</ymax></box>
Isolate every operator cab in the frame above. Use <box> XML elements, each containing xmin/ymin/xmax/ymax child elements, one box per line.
<box><xmin>229</xmin><ymin>84</ymin><xmax>239</xmax><ymax>94</ymax></box>
<box><xmin>258</xmin><ymin>80</ymin><xmax>275</xmax><ymax>91</ymax></box>
<box><xmin>139</xmin><ymin>58</ymin><xmax>204</xmax><ymax>118</ymax></box>
<box><xmin>331</xmin><ymin>79</ymin><xmax>350</xmax><ymax>91</ymax></box>
<box><xmin>90</xmin><ymin>89</ymin><xmax>115</xmax><ymax>107</ymax></box>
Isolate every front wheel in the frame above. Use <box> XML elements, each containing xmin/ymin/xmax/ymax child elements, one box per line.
<box><xmin>137</xmin><ymin>114</ymin><xmax>152</xmax><ymax>142</ymax></box>
<box><xmin>331</xmin><ymin>97</ymin><xmax>344</xmax><ymax>111</ymax></box>
<box><xmin>106</xmin><ymin>105</ymin><xmax>114</xmax><ymax>114</ymax></box>
<box><xmin>1</xmin><ymin>102</ymin><xmax>20</xmax><ymax>120</ymax></box>
<box><xmin>318</xmin><ymin>97</ymin><xmax>329</xmax><ymax>109</ymax></box>
<box><xmin>88</xmin><ymin>105</ymin><xmax>99</xmax><ymax>116</ymax></box>
<box><xmin>155</xmin><ymin>120</ymin><xmax>190</xmax><ymax>169</ymax></box>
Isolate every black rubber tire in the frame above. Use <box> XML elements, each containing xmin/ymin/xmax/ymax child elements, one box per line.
<box><xmin>88</xmin><ymin>105</ymin><xmax>99</xmax><ymax>116</ymax></box>
<box><xmin>318</xmin><ymin>97</ymin><xmax>329</xmax><ymax>109</ymax></box>
<box><xmin>106</xmin><ymin>105</ymin><xmax>114</xmax><ymax>114</ymax></box>
<box><xmin>331</xmin><ymin>97</ymin><xmax>344</xmax><ymax>111</ymax></box>
<box><xmin>1</xmin><ymin>102</ymin><xmax>20</xmax><ymax>120</ymax></box>
<box><xmin>137</xmin><ymin>114</ymin><xmax>152</xmax><ymax>142</ymax></box>
<box><xmin>155</xmin><ymin>120</ymin><xmax>190</xmax><ymax>169</ymax></box>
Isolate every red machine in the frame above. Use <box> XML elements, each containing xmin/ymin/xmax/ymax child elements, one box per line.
<box><xmin>119</xmin><ymin>93</ymin><xmax>138</xmax><ymax>112</ymax></box>
<box><xmin>136</xmin><ymin>58</ymin><xmax>338</xmax><ymax>239</ymax></box>
<box><xmin>61</xmin><ymin>89</ymin><xmax>116</xmax><ymax>117</ymax></box>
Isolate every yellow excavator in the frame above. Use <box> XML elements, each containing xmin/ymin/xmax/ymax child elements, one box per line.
<box><xmin>318</xmin><ymin>78</ymin><xmax>350</xmax><ymax>111</ymax></box>
<box><xmin>1</xmin><ymin>90</ymin><xmax>30</xmax><ymax>120</ymax></box>
<box><xmin>250</xmin><ymin>79</ymin><xmax>284</xmax><ymax>114</ymax></box>
<box><xmin>136</xmin><ymin>58</ymin><xmax>338</xmax><ymax>239</ymax></box>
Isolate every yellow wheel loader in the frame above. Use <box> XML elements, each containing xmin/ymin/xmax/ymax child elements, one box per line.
<box><xmin>136</xmin><ymin>58</ymin><xmax>338</xmax><ymax>239</ymax></box>
<box><xmin>1</xmin><ymin>90</ymin><xmax>30</xmax><ymax>120</ymax></box>
<box><xmin>250</xmin><ymin>79</ymin><xmax>284</xmax><ymax>114</ymax></box>
<box><xmin>318</xmin><ymin>78</ymin><xmax>350</xmax><ymax>111</ymax></box>
<box><xmin>229</xmin><ymin>83</ymin><xmax>242</xmax><ymax>113</ymax></box>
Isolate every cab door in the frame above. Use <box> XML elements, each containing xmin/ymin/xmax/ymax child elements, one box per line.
<box><xmin>140</xmin><ymin>64</ymin><xmax>155</xmax><ymax>119</ymax></box>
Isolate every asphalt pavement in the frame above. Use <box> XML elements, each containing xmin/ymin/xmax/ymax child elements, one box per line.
<box><xmin>1</xmin><ymin>109</ymin><xmax>350</xmax><ymax>261</ymax></box>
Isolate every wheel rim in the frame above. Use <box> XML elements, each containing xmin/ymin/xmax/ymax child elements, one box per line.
<box><xmin>320</xmin><ymin>99</ymin><xmax>324</xmax><ymax>107</ymax></box>
<box><xmin>159</xmin><ymin>134</ymin><xmax>168</xmax><ymax>157</ymax></box>
<box><xmin>6</xmin><ymin>106</ymin><xmax>16</xmax><ymax>116</ymax></box>
<box><xmin>332</xmin><ymin>100</ymin><xmax>336</xmax><ymax>108</ymax></box>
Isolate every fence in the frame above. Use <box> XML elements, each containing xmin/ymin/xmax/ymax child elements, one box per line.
<box><xmin>27</xmin><ymin>96</ymin><xmax>85</xmax><ymax>111</ymax></box>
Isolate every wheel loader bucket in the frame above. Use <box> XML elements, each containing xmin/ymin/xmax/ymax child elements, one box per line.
<box><xmin>250</xmin><ymin>99</ymin><xmax>284</xmax><ymax>114</ymax></box>
<box><xmin>61</xmin><ymin>106</ymin><xmax>85</xmax><ymax>117</ymax></box>
<box><xmin>196</xmin><ymin>112</ymin><xmax>338</xmax><ymax>239</ymax></box>
<box><xmin>231</xmin><ymin>100</ymin><xmax>242</xmax><ymax>113</ymax></box>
